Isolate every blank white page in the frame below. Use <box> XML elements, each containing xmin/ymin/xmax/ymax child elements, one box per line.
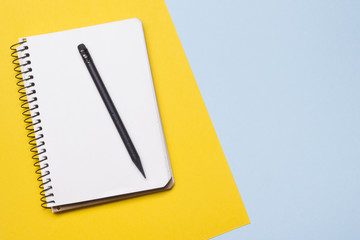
<box><xmin>18</xmin><ymin>19</ymin><xmax>172</xmax><ymax>207</ymax></box>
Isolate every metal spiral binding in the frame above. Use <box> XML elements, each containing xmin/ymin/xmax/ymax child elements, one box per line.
<box><xmin>10</xmin><ymin>40</ymin><xmax>55</xmax><ymax>209</ymax></box>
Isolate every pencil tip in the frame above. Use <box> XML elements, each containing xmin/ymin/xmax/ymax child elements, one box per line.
<box><xmin>139</xmin><ymin>167</ymin><xmax>146</xmax><ymax>179</ymax></box>
<box><xmin>133</xmin><ymin>157</ymin><xmax>146</xmax><ymax>178</ymax></box>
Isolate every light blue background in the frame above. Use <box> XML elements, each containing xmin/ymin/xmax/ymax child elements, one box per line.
<box><xmin>164</xmin><ymin>1</ymin><xmax>360</xmax><ymax>239</ymax></box>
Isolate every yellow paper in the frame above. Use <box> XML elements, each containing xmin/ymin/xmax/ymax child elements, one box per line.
<box><xmin>0</xmin><ymin>0</ymin><xmax>249</xmax><ymax>239</ymax></box>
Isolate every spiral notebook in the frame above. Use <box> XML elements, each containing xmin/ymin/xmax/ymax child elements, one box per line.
<box><xmin>10</xmin><ymin>19</ymin><xmax>174</xmax><ymax>212</ymax></box>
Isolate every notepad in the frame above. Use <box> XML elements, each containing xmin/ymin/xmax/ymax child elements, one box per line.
<box><xmin>12</xmin><ymin>19</ymin><xmax>173</xmax><ymax>212</ymax></box>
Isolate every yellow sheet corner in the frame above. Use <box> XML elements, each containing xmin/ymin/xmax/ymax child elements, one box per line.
<box><xmin>0</xmin><ymin>0</ymin><xmax>249</xmax><ymax>239</ymax></box>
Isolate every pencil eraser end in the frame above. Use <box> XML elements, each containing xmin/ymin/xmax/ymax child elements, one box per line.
<box><xmin>77</xmin><ymin>43</ymin><xmax>86</xmax><ymax>51</ymax></box>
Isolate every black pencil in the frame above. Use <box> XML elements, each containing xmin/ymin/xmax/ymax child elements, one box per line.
<box><xmin>78</xmin><ymin>43</ymin><xmax>146</xmax><ymax>178</ymax></box>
